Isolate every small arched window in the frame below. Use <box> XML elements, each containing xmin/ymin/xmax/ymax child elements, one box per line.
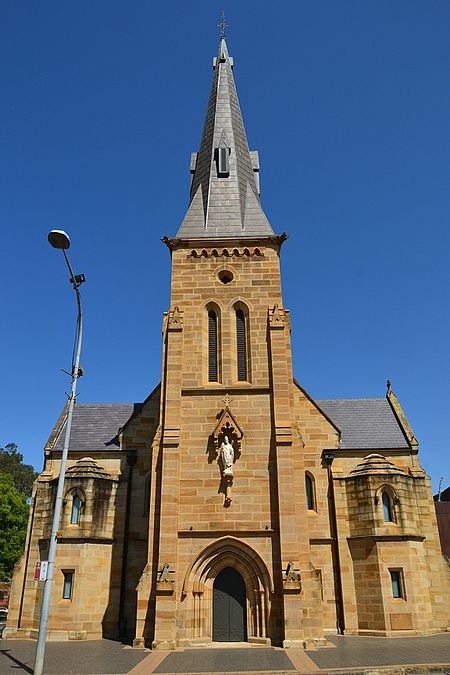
<box><xmin>208</xmin><ymin>309</ymin><xmax>218</xmax><ymax>382</ymax></box>
<box><xmin>305</xmin><ymin>474</ymin><xmax>315</xmax><ymax>511</ymax></box>
<box><xmin>70</xmin><ymin>494</ymin><xmax>81</xmax><ymax>525</ymax></box>
<box><xmin>236</xmin><ymin>308</ymin><xmax>247</xmax><ymax>381</ymax></box>
<box><xmin>382</xmin><ymin>491</ymin><xmax>393</xmax><ymax>522</ymax></box>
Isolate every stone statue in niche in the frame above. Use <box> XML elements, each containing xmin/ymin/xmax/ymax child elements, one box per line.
<box><xmin>212</xmin><ymin>401</ymin><xmax>243</xmax><ymax>507</ymax></box>
<box><xmin>220</xmin><ymin>436</ymin><xmax>234</xmax><ymax>475</ymax></box>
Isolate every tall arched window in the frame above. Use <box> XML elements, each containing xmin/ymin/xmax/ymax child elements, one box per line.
<box><xmin>236</xmin><ymin>308</ymin><xmax>247</xmax><ymax>381</ymax></box>
<box><xmin>208</xmin><ymin>309</ymin><xmax>218</xmax><ymax>382</ymax></box>
<box><xmin>70</xmin><ymin>494</ymin><xmax>81</xmax><ymax>525</ymax></box>
<box><xmin>382</xmin><ymin>491</ymin><xmax>393</xmax><ymax>522</ymax></box>
<box><xmin>305</xmin><ymin>473</ymin><xmax>316</xmax><ymax>511</ymax></box>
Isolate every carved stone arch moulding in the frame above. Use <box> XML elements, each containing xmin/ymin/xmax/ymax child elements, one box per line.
<box><xmin>182</xmin><ymin>536</ymin><xmax>274</xmax><ymax>596</ymax></box>
<box><xmin>62</xmin><ymin>486</ymin><xmax>85</xmax><ymax>527</ymax></box>
<box><xmin>213</xmin><ymin>262</ymin><xmax>237</xmax><ymax>277</ymax></box>
<box><xmin>180</xmin><ymin>537</ymin><xmax>273</xmax><ymax>643</ymax></box>
<box><xmin>202</xmin><ymin>298</ymin><xmax>224</xmax><ymax>312</ymax></box>
<box><xmin>226</xmin><ymin>296</ymin><xmax>255</xmax><ymax>313</ymax></box>
<box><xmin>63</xmin><ymin>485</ymin><xmax>85</xmax><ymax>501</ymax></box>
<box><xmin>374</xmin><ymin>482</ymin><xmax>400</xmax><ymax>507</ymax></box>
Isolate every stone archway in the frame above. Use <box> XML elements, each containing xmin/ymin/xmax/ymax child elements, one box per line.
<box><xmin>181</xmin><ymin>537</ymin><xmax>273</xmax><ymax>645</ymax></box>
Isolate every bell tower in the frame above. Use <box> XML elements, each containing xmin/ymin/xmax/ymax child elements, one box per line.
<box><xmin>134</xmin><ymin>35</ymin><xmax>323</xmax><ymax>649</ymax></box>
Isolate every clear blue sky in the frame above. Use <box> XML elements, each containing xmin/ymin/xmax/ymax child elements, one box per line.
<box><xmin>1</xmin><ymin>1</ymin><xmax>449</xmax><ymax>492</ymax></box>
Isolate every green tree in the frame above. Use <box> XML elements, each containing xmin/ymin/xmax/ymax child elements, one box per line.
<box><xmin>0</xmin><ymin>443</ymin><xmax>38</xmax><ymax>497</ymax></box>
<box><xmin>0</xmin><ymin>472</ymin><xmax>29</xmax><ymax>581</ymax></box>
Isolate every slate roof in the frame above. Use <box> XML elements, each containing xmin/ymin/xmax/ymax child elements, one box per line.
<box><xmin>176</xmin><ymin>37</ymin><xmax>274</xmax><ymax>240</ymax></box>
<box><xmin>50</xmin><ymin>397</ymin><xmax>410</xmax><ymax>455</ymax></box>
<box><xmin>52</xmin><ymin>403</ymin><xmax>139</xmax><ymax>454</ymax></box>
<box><xmin>317</xmin><ymin>398</ymin><xmax>410</xmax><ymax>450</ymax></box>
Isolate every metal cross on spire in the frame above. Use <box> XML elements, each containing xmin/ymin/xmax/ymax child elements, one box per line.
<box><xmin>218</xmin><ymin>11</ymin><xmax>228</xmax><ymax>39</ymax></box>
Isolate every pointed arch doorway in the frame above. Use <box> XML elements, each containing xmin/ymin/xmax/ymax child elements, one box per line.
<box><xmin>213</xmin><ymin>566</ymin><xmax>247</xmax><ymax>642</ymax></box>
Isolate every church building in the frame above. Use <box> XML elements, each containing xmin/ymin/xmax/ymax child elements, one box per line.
<box><xmin>6</xmin><ymin>35</ymin><xmax>450</xmax><ymax>649</ymax></box>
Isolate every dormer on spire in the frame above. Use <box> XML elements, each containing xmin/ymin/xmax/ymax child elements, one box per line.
<box><xmin>176</xmin><ymin>36</ymin><xmax>274</xmax><ymax>240</ymax></box>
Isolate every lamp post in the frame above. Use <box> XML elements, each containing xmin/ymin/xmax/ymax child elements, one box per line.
<box><xmin>34</xmin><ymin>230</ymin><xmax>85</xmax><ymax>675</ymax></box>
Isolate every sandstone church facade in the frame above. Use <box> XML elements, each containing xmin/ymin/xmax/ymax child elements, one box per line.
<box><xmin>7</xmin><ymin>36</ymin><xmax>450</xmax><ymax>648</ymax></box>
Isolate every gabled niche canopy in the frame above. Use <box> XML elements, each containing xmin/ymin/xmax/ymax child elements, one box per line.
<box><xmin>212</xmin><ymin>404</ymin><xmax>243</xmax><ymax>453</ymax></box>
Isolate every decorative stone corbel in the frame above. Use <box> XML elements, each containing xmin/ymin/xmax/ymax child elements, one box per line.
<box><xmin>223</xmin><ymin>473</ymin><xmax>233</xmax><ymax>507</ymax></box>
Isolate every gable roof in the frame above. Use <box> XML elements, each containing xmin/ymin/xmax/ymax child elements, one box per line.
<box><xmin>317</xmin><ymin>398</ymin><xmax>410</xmax><ymax>450</ymax></box>
<box><xmin>51</xmin><ymin>403</ymin><xmax>140</xmax><ymax>454</ymax></box>
<box><xmin>47</xmin><ymin>395</ymin><xmax>411</xmax><ymax>455</ymax></box>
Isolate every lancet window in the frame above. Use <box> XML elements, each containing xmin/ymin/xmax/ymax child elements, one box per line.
<box><xmin>382</xmin><ymin>491</ymin><xmax>393</xmax><ymax>522</ymax></box>
<box><xmin>305</xmin><ymin>473</ymin><xmax>316</xmax><ymax>511</ymax></box>
<box><xmin>236</xmin><ymin>308</ymin><xmax>248</xmax><ymax>381</ymax></box>
<box><xmin>70</xmin><ymin>494</ymin><xmax>81</xmax><ymax>524</ymax></box>
<box><xmin>208</xmin><ymin>309</ymin><xmax>219</xmax><ymax>382</ymax></box>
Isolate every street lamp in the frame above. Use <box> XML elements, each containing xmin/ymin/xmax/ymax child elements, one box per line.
<box><xmin>34</xmin><ymin>230</ymin><xmax>85</xmax><ymax>675</ymax></box>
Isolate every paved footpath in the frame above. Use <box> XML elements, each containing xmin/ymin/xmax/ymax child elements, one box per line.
<box><xmin>0</xmin><ymin>634</ymin><xmax>449</xmax><ymax>675</ymax></box>
<box><xmin>0</xmin><ymin>640</ymin><xmax>147</xmax><ymax>675</ymax></box>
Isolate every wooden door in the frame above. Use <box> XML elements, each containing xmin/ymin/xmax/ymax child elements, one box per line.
<box><xmin>213</xmin><ymin>566</ymin><xmax>246</xmax><ymax>641</ymax></box>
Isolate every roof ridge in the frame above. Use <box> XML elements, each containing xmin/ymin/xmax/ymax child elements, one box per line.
<box><xmin>74</xmin><ymin>402</ymin><xmax>138</xmax><ymax>407</ymax></box>
<box><xmin>316</xmin><ymin>397</ymin><xmax>387</xmax><ymax>403</ymax></box>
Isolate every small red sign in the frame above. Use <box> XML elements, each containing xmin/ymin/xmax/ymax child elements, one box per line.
<box><xmin>34</xmin><ymin>562</ymin><xmax>42</xmax><ymax>581</ymax></box>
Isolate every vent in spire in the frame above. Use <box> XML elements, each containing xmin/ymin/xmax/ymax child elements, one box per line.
<box><xmin>217</xmin><ymin>147</ymin><xmax>230</xmax><ymax>176</ymax></box>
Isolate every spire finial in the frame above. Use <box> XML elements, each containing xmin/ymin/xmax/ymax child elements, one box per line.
<box><xmin>218</xmin><ymin>11</ymin><xmax>228</xmax><ymax>39</ymax></box>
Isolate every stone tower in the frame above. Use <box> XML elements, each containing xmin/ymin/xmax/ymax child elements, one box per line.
<box><xmin>132</xmin><ymin>35</ymin><xmax>322</xmax><ymax>649</ymax></box>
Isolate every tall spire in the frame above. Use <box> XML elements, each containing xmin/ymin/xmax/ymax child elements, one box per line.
<box><xmin>176</xmin><ymin>36</ymin><xmax>274</xmax><ymax>240</ymax></box>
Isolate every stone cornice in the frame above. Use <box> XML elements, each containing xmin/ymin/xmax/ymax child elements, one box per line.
<box><xmin>178</xmin><ymin>529</ymin><xmax>276</xmax><ymax>538</ymax></box>
<box><xmin>347</xmin><ymin>534</ymin><xmax>425</xmax><ymax>543</ymax></box>
<box><xmin>162</xmin><ymin>233</ymin><xmax>288</xmax><ymax>251</ymax></box>
<box><xmin>181</xmin><ymin>386</ymin><xmax>271</xmax><ymax>396</ymax></box>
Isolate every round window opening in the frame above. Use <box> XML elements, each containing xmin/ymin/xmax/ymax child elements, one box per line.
<box><xmin>218</xmin><ymin>270</ymin><xmax>234</xmax><ymax>284</ymax></box>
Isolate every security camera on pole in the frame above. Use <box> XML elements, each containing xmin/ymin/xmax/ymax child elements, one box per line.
<box><xmin>34</xmin><ymin>230</ymin><xmax>85</xmax><ymax>675</ymax></box>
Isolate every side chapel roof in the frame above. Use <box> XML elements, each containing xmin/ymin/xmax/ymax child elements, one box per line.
<box><xmin>317</xmin><ymin>398</ymin><xmax>410</xmax><ymax>450</ymax></box>
<box><xmin>47</xmin><ymin>393</ymin><xmax>411</xmax><ymax>456</ymax></box>
<box><xmin>50</xmin><ymin>403</ymin><xmax>140</xmax><ymax>455</ymax></box>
